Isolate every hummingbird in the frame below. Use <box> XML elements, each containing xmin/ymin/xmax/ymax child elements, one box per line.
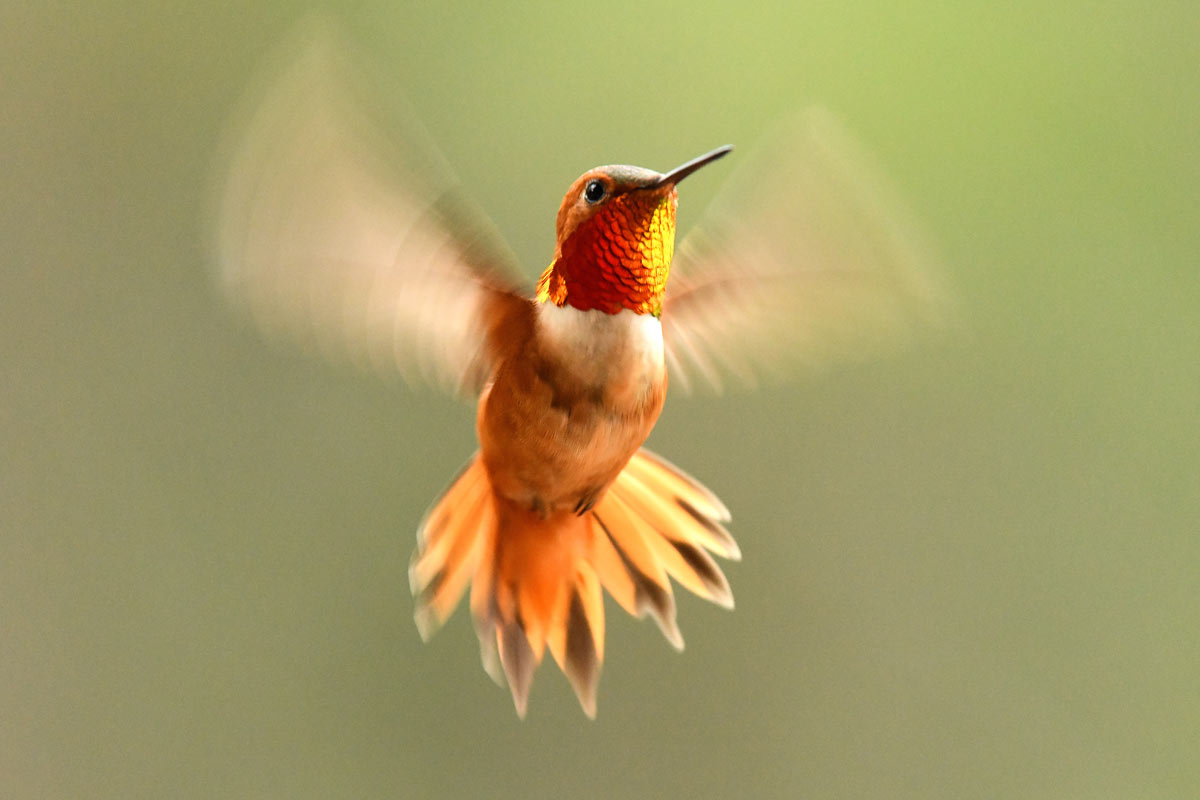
<box><xmin>214</xmin><ymin>25</ymin><xmax>947</xmax><ymax>718</ymax></box>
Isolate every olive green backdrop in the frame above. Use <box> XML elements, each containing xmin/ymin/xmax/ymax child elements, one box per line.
<box><xmin>3</xmin><ymin>2</ymin><xmax>1197</xmax><ymax>798</ymax></box>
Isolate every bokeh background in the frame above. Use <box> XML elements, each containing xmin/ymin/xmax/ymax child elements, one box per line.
<box><xmin>3</xmin><ymin>2</ymin><xmax>1197</xmax><ymax>798</ymax></box>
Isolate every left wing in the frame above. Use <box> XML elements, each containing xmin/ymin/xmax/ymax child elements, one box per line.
<box><xmin>663</xmin><ymin>110</ymin><xmax>954</xmax><ymax>392</ymax></box>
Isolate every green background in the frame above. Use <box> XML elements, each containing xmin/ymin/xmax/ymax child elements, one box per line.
<box><xmin>3</xmin><ymin>2</ymin><xmax>1197</xmax><ymax>798</ymax></box>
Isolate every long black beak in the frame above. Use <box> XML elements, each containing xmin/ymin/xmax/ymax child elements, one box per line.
<box><xmin>652</xmin><ymin>145</ymin><xmax>733</xmax><ymax>187</ymax></box>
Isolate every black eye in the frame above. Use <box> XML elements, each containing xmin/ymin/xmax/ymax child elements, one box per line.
<box><xmin>583</xmin><ymin>179</ymin><xmax>607</xmax><ymax>204</ymax></box>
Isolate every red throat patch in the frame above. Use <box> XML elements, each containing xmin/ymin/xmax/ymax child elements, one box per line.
<box><xmin>537</xmin><ymin>190</ymin><xmax>677</xmax><ymax>316</ymax></box>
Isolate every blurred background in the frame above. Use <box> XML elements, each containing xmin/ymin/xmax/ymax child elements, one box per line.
<box><xmin>3</xmin><ymin>2</ymin><xmax>1197</xmax><ymax>798</ymax></box>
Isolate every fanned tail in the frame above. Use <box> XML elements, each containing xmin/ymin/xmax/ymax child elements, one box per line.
<box><xmin>410</xmin><ymin>449</ymin><xmax>739</xmax><ymax>718</ymax></box>
<box><xmin>409</xmin><ymin>455</ymin><xmax>494</xmax><ymax>641</ymax></box>
<box><xmin>589</xmin><ymin>448</ymin><xmax>739</xmax><ymax>650</ymax></box>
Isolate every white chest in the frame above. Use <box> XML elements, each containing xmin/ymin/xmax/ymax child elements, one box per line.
<box><xmin>535</xmin><ymin>303</ymin><xmax>665</xmax><ymax>390</ymax></box>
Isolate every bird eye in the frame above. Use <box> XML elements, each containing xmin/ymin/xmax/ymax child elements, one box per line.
<box><xmin>583</xmin><ymin>179</ymin><xmax>607</xmax><ymax>204</ymax></box>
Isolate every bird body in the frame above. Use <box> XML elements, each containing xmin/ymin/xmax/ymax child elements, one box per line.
<box><xmin>479</xmin><ymin>304</ymin><xmax>667</xmax><ymax>514</ymax></box>
<box><xmin>410</xmin><ymin>152</ymin><xmax>737</xmax><ymax>716</ymax></box>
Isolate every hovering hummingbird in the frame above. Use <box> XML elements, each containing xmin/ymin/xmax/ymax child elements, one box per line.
<box><xmin>215</xmin><ymin>26</ymin><xmax>946</xmax><ymax>718</ymax></box>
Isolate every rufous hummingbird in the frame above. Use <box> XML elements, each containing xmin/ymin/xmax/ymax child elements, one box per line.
<box><xmin>214</xmin><ymin>24</ymin><xmax>946</xmax><ymax>718</ymax></box>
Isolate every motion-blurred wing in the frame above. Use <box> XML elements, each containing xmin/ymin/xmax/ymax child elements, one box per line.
<box><xmin>664</xmin><ymin>110</ymin><xmax>953</xmax><ymax>392</ymax></box>
<box><xmin>213</xmin><ymin>23</ymin><xmax>530</xmax><ymax>395</ymax></box>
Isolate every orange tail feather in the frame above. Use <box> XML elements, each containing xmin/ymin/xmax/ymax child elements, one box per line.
<box><xmin>410</xmin><ymin>448</ymin><xmax>738</xmax><ymax>718</ymax></box>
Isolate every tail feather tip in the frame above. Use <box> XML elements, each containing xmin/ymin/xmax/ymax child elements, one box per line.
<box><xmin>413</xmin><ymin>607</ymin><xmax>434</xmax><ymax>642</ymax></box>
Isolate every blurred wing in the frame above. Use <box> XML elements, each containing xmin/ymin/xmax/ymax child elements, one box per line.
<box><xmin>213</xmin><ymin>22</ymin><xmax>530</xmax><ymax>395</ymax></box>
<box><xmin>664</xmin><ymin>109</ymin><xmax>954</xmax><ymax>392</ymax></box>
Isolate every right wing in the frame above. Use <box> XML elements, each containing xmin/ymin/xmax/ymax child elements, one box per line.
<box><xmin>212</xmin><ymin>21</ymin><xmax>531</xmax><ymax>395</ymax></box>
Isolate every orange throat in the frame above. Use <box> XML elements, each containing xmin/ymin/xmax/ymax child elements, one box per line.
<box><xmin>537</xmin><ymin>191</ymin><xmax>677</xmax><ymax>316</ymax></box>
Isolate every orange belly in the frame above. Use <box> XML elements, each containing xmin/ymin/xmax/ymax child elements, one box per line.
<box><xmin>476</xmin><ymin>348</ymin><xmax>666</xmax><ymax>514</ymax></box>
